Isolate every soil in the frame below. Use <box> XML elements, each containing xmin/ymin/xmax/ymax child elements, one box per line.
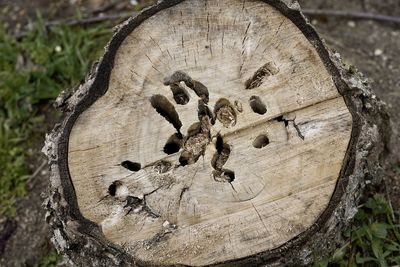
<box><xmin>0</xmin><ymin>0</ymin><xmax>399</xmax><ymax>266</ymax></box>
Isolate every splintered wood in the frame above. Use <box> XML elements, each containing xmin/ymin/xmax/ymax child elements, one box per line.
<box><xmin>68</xmin><ymin>0</ymin><xmax>352</xmax><ymax>265</ymax></box>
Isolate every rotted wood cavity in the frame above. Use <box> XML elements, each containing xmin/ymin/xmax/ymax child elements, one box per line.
<box><xmin>150</xmin><ymin>94</ymin><xmax>182</xmax><ymax>132</ymax></box>
<box><xmin>121</xmin><ymin>161</ymin><xmax>141</xmax><ymax>172</ymax></box>
<box><xmin>245</xmin><ymin>62</ymin><xmax>279</xmax><ymax>89</ymax></box>
<box><xmin>163</xmin><ymin>133</ymin><xmax>183</xmax><ymax>155</ymax></box>
<box><xmin>170</xmin><ymin>83</ymin><xmax>190</xmax><ymax>105</ymax></box>
<box><xmin>214</xmin><ymin>98</ymin><xmax>237</xmax><ymax>128</ymax></box>
<box><xmin>249</xmin><ymin>96</ymin><xmax>267</xmax><ymax>115</ymax></box>
<box><xmin>164</xmin><ymin>71</ymin><xmax>209</xmax><ymax>103</ymax></box>
<box><xmin>211</xmin><ymin>135</ymin><xmax>235</xmax><ymax>183</ymax></box>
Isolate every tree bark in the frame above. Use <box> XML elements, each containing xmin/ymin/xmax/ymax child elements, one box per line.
<box><xmin>43</xmin><ymin>0</ymin><xmax>392</xmax><ymax>266</ymax></box>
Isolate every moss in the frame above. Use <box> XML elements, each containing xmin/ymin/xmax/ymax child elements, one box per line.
<box><xmin>36</xmin><ymin>250</ymin><xmax>60</xmax><ymax>267</ymax></box>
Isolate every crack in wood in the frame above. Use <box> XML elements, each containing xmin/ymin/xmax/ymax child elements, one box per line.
<box><xmin>276</xmin><ymin>115</ymin><xmax>305</xmax><ymax>140</ymax></box>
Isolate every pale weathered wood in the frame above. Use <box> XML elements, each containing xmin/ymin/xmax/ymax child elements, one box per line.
<box><xmin>43</xmin><ymin>0</ymin><xmax>392</xmax><ymax>266</ymax></box>
<box><xmin>67</xmin><ymin>1</ymin><xmax>351</xmax><ymax>264</ymax></box>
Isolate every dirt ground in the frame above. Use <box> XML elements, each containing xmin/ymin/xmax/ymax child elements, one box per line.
<box><xmin>0</xmin><ymin>0</ymin><xmax>399</xmax><ymax>266</ymax></box>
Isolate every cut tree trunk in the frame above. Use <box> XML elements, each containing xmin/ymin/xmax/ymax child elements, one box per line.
<box><xmin>43</xmin><ymin>0</ymin><xmax>392</xmax><ymax>266</ymax></box>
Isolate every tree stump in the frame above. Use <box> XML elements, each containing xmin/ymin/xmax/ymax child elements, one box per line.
<box><xmin>43</xmin><ymin>0</ymin><xmax>392</xmax><ymax>266</ymax></box>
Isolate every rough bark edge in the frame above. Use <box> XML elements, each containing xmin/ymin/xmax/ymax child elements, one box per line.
<box><xmin>41</xmin><ymin>0</ymin><xmax>392</xmax><ymax>266</ymax></box>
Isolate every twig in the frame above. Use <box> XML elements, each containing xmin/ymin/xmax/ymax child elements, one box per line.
<box><xmin>31</xmin><ymin>159</ymin><xmax>47</xmax><ymax>179</ymax></box>
<box><xmin>302</xmin><ymin>9</ymin><xmax>400</xmax><ymax>25</ymax></box>
<box><xmin>15</xmin><ymin>12</ymin><xmax>135</xmax><ymax>39</ymax></box>
<box><xmin>91</xmin><ymin>0</ymin><xmax>123</xmax><ymax>15</ymax></box>
<box><xmin>347</xmin><ymin>221</ymin><xmax>354</xmax><ymax>267</ymax></box>
<box><xmin>45</xmin><ymin>12</ymin><xmax>135</xmax><ymax>28</ymax></box>
<box><xmin>383</xmin><ymin>177</ymin><xmax>396</xmax><ymax>222</ymax></box>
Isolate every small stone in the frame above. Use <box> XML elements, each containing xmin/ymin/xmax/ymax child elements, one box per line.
<box><xmin>55</xmin><ymin>46</ymin><xmax>62</xmax><ymax>53</ymax></box>
<box><xmin>163</xmin><ymin>220</ymin><xmax>170</xmax><ymax>228</ymax></box>
<box><xmin>374</xmin><ymin>49</ymin><xmax>383</xmax><ymax>56</ymax></box>
<box><xmin>347</xmin><ymin>21</ymin><xmax>356</xmax><ymax>28</ymax></box>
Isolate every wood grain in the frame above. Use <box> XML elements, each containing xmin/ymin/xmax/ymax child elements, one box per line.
<box><xmin>68</xmin><ymin>0</ymin><xmax>353</xmax><ymax>265</ymax></box>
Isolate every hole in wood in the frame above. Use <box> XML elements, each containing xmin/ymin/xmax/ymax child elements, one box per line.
<box><xmin>121</xmin><ymin>161</ymin><xmax>141</xmax><ymax>172</ymax></box>
<box><xmin>179</xmin><ymin>151</ymin><xmax>192</xmax><ymax>166</ymax></box>
<box><xmin>245</xmin><ymin>62</ymin><xmax>279</xmax><ymax>89</ymax></box>
<box><xmin>198</xmin><ymin>100</ymin><xmax>215</xmax><ymax>125</ymax></box>
<box><xmin>164</xmin><ymin>71</ymin><xmax>209</xmax><ymax>103</ymax></box>
<box><xmin>170</xmin><ymin>83</ymin><xmax>190</xmax><ymax>105</ymax></box>
<box><xmin>164</xmin><ymin>71</ymin><xmax>193</xmax><ymax>86</ymax></box>
<box><xmin>276</xmin><ymin>115</ymin><xmax>289</xmax><ymax>126</ymax></box>
<box><xmin>253</xmin><ymin>134</ymin><xmax>270</xmax><ymax>149</ymax></box>
<box><xmin>211</xmin><ymin>135</ymin><xmax>231</xmax><ymax>170</ymax></box>
<box><xmin>164</xmin><ymin>142</ymin><xmax>181</xmax><ymax>155</ymax></box>
<box><xmin>176</xmin><ymin>106</ymin><xmax>213</xmax><ymax>168</ymax></box>
<box><xmin>180</xmin><ymin>127</ymin><xmax>210</xmax><ymax>166</ymax></box>
<box><xmin>187</xmin><ymin>122</ymin><xmax>202</xmax><ymax>137</ymax></box>
<box><xmin>150</xmin><ymin>94</ymin><xmax>182</xmax><ymax>132</ymax></box>
<box><xmin>108</xmin><ymin>181</ymin><xmax>122</xmax><ymax>197</ymax></box>
<box><xmin>163</xmin><ymin>133</ymin><xmax>183</xmax><ymax>155</ymax></box>
<box><xmin>124</xmin><ymin>195</ymin><xmax>143</xmax><ymax>208</ymax></box>
<box><xmin>153</xmin><ymin>160</ymin><xmax>173</xmax><ymax>174</ymax></box>
<box><xmin>188</xmin><ymin>80</ymin><xmax>209</xmax><ymax>103</ymax></box>
<box><xmin>211</xmin><ymin>135</ymin><xmax>235</xmax><ymax>184</ymax></box>
<box><xmin>215</xmin><ymin>134</ymin><xmax>225</xmax><ymax>153</ymax></box>
<box><xmin>223</xmin><ymin>169</ymin><xmax>235</xmax><ymax>182</ymax></box>
<box><xmin>212</xmin><ymin>169</ymin><xmax>235</xmax><ymax>183</ymax></box>
<box><xmin>214</xmin><ymin>98</ymin><xmax>237</xmax><ymax>128</ymax></box>
<box><xmin>249</xmin><ymin>96</ymin><xmax>267</xmax><ymax>115</ymax></box>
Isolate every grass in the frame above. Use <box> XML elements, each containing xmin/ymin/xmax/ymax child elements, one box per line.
<box><xmin>36</xmin><ymin>250</ymin><xmax>60</xmax><ymax>267</ymax></box>
<box><xmin>0</xmin><ymin>22</ymin><xmax>112</xmax><ymax>216</ymax></box>
<box><xmin>314</xmin><ymin>193</ymin><xmax>400</xmax><ymax>267</ymax></box>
